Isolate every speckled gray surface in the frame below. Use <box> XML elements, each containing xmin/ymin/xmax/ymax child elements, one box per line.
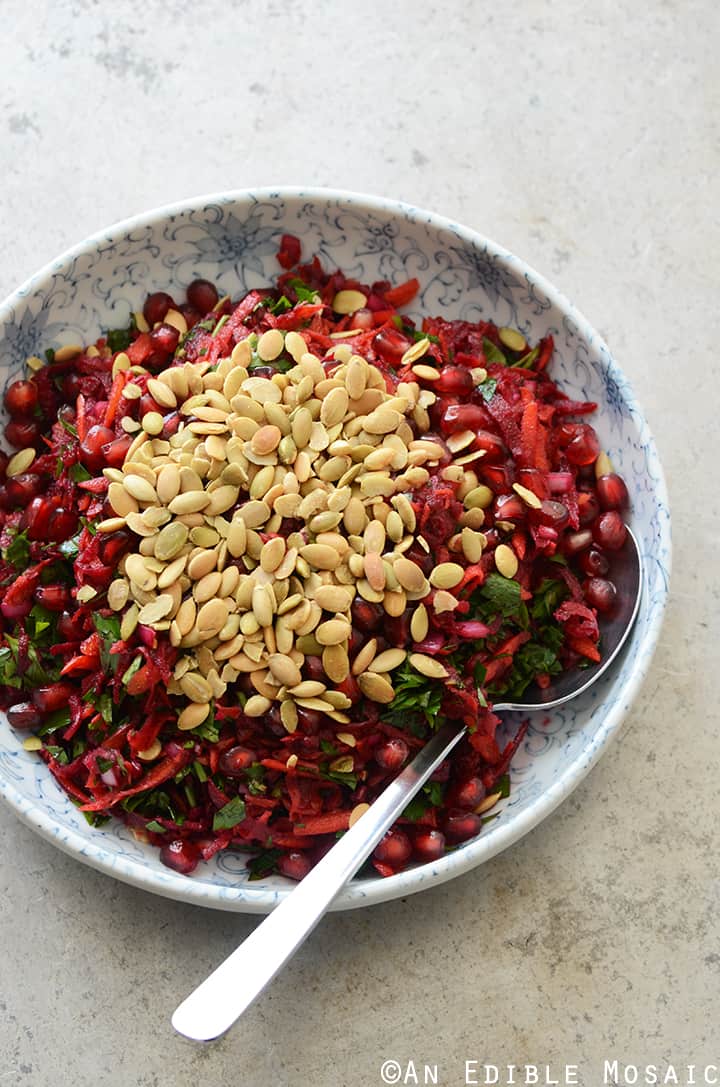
<box><xmin>0</xmin><ymin>2</ymin><xmax>716</xmax><ymax>1085</ymax></box>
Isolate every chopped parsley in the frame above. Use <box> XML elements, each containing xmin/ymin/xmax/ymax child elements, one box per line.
<box><xmin>383</xmin><ymin>661</ymin><xmax>444</xmax><ymax>734</ymax></box>
<box><xmin>212</xmin><ymin>796</ymin><xmax>247</xmax><ymax>831</ymax></box>
<box><xmin>482</xmin><ymin>337</ymin><xmax>508</xmax><ymax>365</ymax></box>
<box><xmin>106</xmin><ymin>325</ymin><xmax>134</xmax><ymax>353</ymax></box>
<box><xmin>2</xmin><ymin>528</ymin><xmax>31</xmax><ymax>569</ymax></box>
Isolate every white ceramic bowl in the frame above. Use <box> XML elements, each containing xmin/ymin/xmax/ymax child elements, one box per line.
<box><xmin>0</xmin><ymin>189</ymin><xmax>671</xmax><ymax>912</ymax></box>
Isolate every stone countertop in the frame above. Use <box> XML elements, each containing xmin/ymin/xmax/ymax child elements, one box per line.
<box><xmin>1</xmin><ymin>2</ymin><xmax>717</xmax><ymax>1085</ymax></box>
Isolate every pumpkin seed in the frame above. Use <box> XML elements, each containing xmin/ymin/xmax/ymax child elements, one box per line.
<box><xmin>409</xmin><ymin>652</ymin><xmax>448</xmax><ymax>679</ymax></box>
<box><xmin>177</xmin><ymin>702</ymin><xmax>210</xmax><ymax>731</ymax></box>
<box><xmin>357</xmin><ymin>671</ymin><xmax>394</xmax><ymax>703</ymax></box>
<box><xmin>495</xmin><ymin>543</ymin><xmax>519</xmax><ymax>578</ymax></box>
<box><xmin>429</xmin><ymin>562</ymin><xmax>464</xmax><ymax>589</ymax></box>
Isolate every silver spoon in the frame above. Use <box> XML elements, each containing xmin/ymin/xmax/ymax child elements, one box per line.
<box><xmin>172</xmin><ymin>527</ymin><xmax>642</xmax><ymax>1042</ymax></box>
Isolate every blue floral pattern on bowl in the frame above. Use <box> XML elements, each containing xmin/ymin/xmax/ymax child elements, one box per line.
<box><xmin>0</xmin><ymin>189</ymin><xmax>671</xmax><ymax>913</ymax></box>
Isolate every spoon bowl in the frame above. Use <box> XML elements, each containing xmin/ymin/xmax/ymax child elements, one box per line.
<box><xmin>172</xmin><ymin>526</ymin><xmax>644</xmax><ymax>1041</ymax></box>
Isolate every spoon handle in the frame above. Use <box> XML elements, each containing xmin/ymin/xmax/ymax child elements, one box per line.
<box><xmin>172</xmin><ymin>719</ymin><xmax>466</xmax><ymax>1042</ymax></box>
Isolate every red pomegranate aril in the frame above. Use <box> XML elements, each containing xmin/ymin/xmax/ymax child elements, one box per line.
<box><xmin>563</xmin><ymin>528</ymin><xmax>593</xmax><ymax>556</ymax></box>
<box><xmin>303</xmin><ymin>655</ymin><xmax>326</xmax><ymax>683</ymax></box>
<box><xmin>583</xmin><ymin>577</ymin><xmax>617</xmax><ymax>613</ymax></box>
<box><xmin>373</xmin><ymin>828</ymin><xmax>413</xmax><ymax>868</ymax></box>
<box><xmin>577</xmin><ymin>490</ymin><xmax>600</xmax><ymax>526</ymax></box>
<box><xmin>580</xmin><ymin>548</ymin><xmax>610</xmax><ymax>577</ymax></box>
<box><xmin>102</xmin><ymin>436</ymin><xmax>132</xmax><ymax>468</ymax></box>
<box><xmin>439</xmin><ymin>402</ymin><xmax>489</xmax><ymax>436</ymax></box>
<box><xmin>479</xmin><ymin>464</ymin><xmax>513</xmax><ymax>492</ymax></box>
<box><xmin>32</xmin><ymin>682</ymin><xmax>75</xmax><ymax>713</ymax></box>
<box><xmin>451</xmin><ymin>777</ymin><xmax>486</xmax><ymax>810</ymax></box>
<box><xmin>139</xmin><ymin>393</ymin><xmax>162</xmax><ymax>417</ymax></box>
<box><xmin>495</xmin><ymin>494</ymin><xmax>525</xmax><ymax>522</ymax></box>
<box><xmin>375</xmin><ymin>738</ymin><xmax>410</xmax><ymax>772</ymax></box>
<box><xmin>7</xmin><ymin>472</ymin><xmax>43</xmax><ymax>507</ymax></box>
<box><xmin>351</xmin><ymin>597</ymin><xmax>384</xmax><ymax>633</ymax></box>
<box><xmin>547</xmin><ymin>471</ymin><xmax>574</xmax><ymax>494</ymax></box>
<box><xmin>161</xmin><ymin>411</ymin><xmax>181</xmax><ymax>439</ymax></box>
<box><xmin>61</xmin><ymin>373</ymin><xmax>83</xmax><ymax>400</ymax></box>
<box><xmin>517</xmin><ymin>467</ymin><xmax>549</xmax><ymax>500</ymax></box>
<box><xmin>25</xmin><ymin>495</ymin><xmax>57</xmax><ymax>539</ymax></box>
<box><xmin>57</xmin><ymin>611</ymin><xmax>81</xmax><ymax>640</ymax></box>
<box><xmin>150</xmin><ymin>322</ymin><xmax>181</xmax><ymax>355</ymax></box>
<box><xmin>443</xmin><ymin>810</ymin><xmax>482</xmax><ymax>844</ymax></box>
<box><xmin>34</xmin><ymin>584</ymin><xmax>70</xmax><ymax>611</ymax></box>
<box><xmin>335</xmin><ymin>673</ymin><xmax>361</xmax><ymax>704</ymax></box>
<box><xmin>47</xmin><ymin>508</ymin><xmax>79</xmax><ymax>542</ymax></box>
<box><xmin>350</xmin><ymin>307</ymin><xmax>374</xmax><ymax>330</ymax></box>
<box><xmin>474</xmin><ymin>429</ymin><xmax>506</xmax><ymax>461</ymax></box>
<box><xmin>373</xmin><ymin>327</ymin><xmax>411</xmax><ymax>365</ymax></box>
<box><xmin>219</xmin><ymin>745</ymin><xmax>256</xmax><ymax>775</ymax></box>
<box><xmin>80</xmin><ymin>424</ymin><xmax>115</xmax><ymax>470</ymax></box>
<box><xmin>385</xmin><ymin>610</ymin><xmax>412</xmax><ymax>647</ymax></box>
<box><xmin>278</xmin><ymin>851</ymin><xmax>313</xmax><ymax>882</ymax></box>
<box><xmin>593</xmin><ymin>511</ymin><xmax>627</xmax><ymax>551</ymax></box>
<box><xmin>179</xmin><ymin>303</ymin><xmax>202</xmax><ymax>329</ymax></box>
<box><xmin>537</xmin><ymin>499</ymin><xmax>569</xmax><ymax>528</ymax></box>
<box><xmin>5</xmin><ymin>419</ymin><xmax>40</xmax><ymax>448</ymax></box>
<box><xmin>413</xmin><ymin>828</ymin><xmax>446</xmax><ymax>863</ymax></box>
<box><xmin>4</xmin><ymin>379</ymin><xmax>39</xmax><ymax>418</ymax></box>
<box><xmin>143</xmin><ymin>291</ymin><xmax>174</xmax><ymax>326</ymax></box>
<box><xmin>7</xmin><ymin>702</ymin><xmax>43</xmax><ymax>730</ymax></box>
<box><xmin>596</xmin><ymin>472</ymin><xmax>629</xmax><ymax>511</ymax></box>
<box><xmin>564</xmin><ymin>424</ymin><xmax>601</xmax><ymax>466</ymax></box>
<box><xmin>160</xmin><ymin>839</ymin><xmax>199</xmax><ymax>875</ymax></box>
<box><xmin>435</xmin><ymin>365</ymin><xmax>474</xmax><ymax>396</ymax></box>
<box><xmin>99</xmin><ymin>529</ymin><xmax>132</xmax><ymax>565</ymax></box>
<box><xmin>296</xmin><ymin>707</ymin><xmax>324</xmax><ymax>732</ymax></box>
<box><xmin>186</xmin><ymin>279</ymin><xmax>219</xmax><ymax>314</ymax></box>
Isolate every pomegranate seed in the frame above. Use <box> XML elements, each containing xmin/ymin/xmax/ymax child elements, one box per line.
<box><xmin>7</xmin><ymin>702</ymin><xmax>42</xmax><ymax>730</ymax></box>
<box><xmin>373</xmin><ymin>327</ymin><xmax>410</xmax><ymax>365</ymax></box>
<box><xmin>430</xmin><ymin>760</ymin><xmax>451</xmax><ymax>783</ymax></box>
<box><xmin>580</xmin><ymin>548</ymin><xmax>610</xmax><ymax>577</ymax></box>
<box><xmin>80</xmin><ymin>424</ymin><xmax>115</xmax><ymax>470</ymax></box>
<box><xmin>495</xmin><ymin>494</ymin><xmax>525</xmax><ymax>521</ymax></box>
<box><xmin>32</xmin><ymin>683</ymin><xmax>75</xmax><ymax>713</ymax></box>
<box><xmin>537</xmin><ymin>499</ymin><xmax>569</xmax><ymax>528</ymax></box>
<box><xmin>373</xmin><ymin>828</ymin><xmax>412</xmax><ymax>868</ymax></box>
<box><xmin>335</xmin><ymin>673</ymin><xmax>361</xmax><ymax>704</ymax></box>
<box><xmin>219</xmin><ymin>745</ymin><xmax>256</xmax><ymax>775</ymax></box>
<box><xmin>98</xmin><ymin>529</ymin><xmax>132</xmax><ymax>565</ymax></box>
<box><xmin>278</xmin><ymin>851</ymin><xmax>313</xmax><ymax>881</ymax></box>
<box><xmin>546</xmin><ymin>471</ymin><xmax>574</xmax><ymax>494</ymax></box>
<box><xmin>350</xmin><ymin>307</ymin><xmax>374</xmax><ymax>330</ymax></box>
<box><xmin>34</xmin><ymin>584</ymin><xmax>71</xmax><ymax>611</ymax></box>
<box><xmin>47</xmin><ymin>508</ymin><xmax>79</xmax><ymax>542</ymax></box>
<box><xmin>435</xmin><ymin>365</ymin><xmax>474</xmax><ymax>396</ymax></box>
<box><xmin>583</xmin><ymin>577</ymin><xmax>617</xmax><ymax>613</ymax></box>
<box><xmin>7</xmin><ymin>472</ymin><xmax>43</xmax><ymax>507</ymax></box>
<box><xmin>596</xmin><ymin>472</ymin><xmax>629</xmax><ymax>511</ymax></box>
<box><xmin>126</xmin><ymin>332</ymin><xmax>155</xmax><ymax>366</ymax></box>
<box><xmin>439</xmin><ymin>402</ymin><xmax>490</xmax><ymax>436</ymax></box>
<box><xmin>473</xmin><ymin>429</ymin><xmax>506</xmax><ymax>461</ymax></box>
<box><xmin>443</xmin><ymin>811</ymin><xmax>482</xmax><ymax>844</ymax></box>
<box><xmin>562</xmin><ymin>528</ymin><xmax>593</xmax><ymax>556</ymax></box>
<box><xmin>187</xmin><ymin>279</ymin><xmax>219</xmax><ymax>314</ymax></box>
<box><xmin>385</xmin><ymin>610</ymin><xmax>412</xmax><ymax>646</ymax></box>
<box><xmin>4</xmin><ymin>379</ymin><xmax>39</xmax><ymax>418</ymax></box>
<box><xmin>564</xmin><ymin>424</ymin><xmax>601</xmax><ymax>466</ymax></box>
<box><xmin>23</xmin><ymin>496</ymin><xmax>56</xmax><ymax>540</ymax></box>
<box><xmin>296</xmin><ymin>707</ymin><xmax>323</xmax><ymax>732</ymax></box>
<box><xmin>150</xmin><ymin>323</ymin><xmax>181</xmax><ymax>355</ymax></box>
<box><xmin>413</xmin><ymin>828</ymin><xmax>446</xmax><ymax>863</ymax></box>
<box><xmin>139</xmin><ymin>393</ymin><xmax>162</xmax><ymax>417</ymax></box>
<box><xmin>160</xmin><ymin>839</ymin><xmax>199</xmax><ymax>875</ymax></box>
<box><xmin>143</xmin><ymin>291</ymin><xmax>174</xmax><ymax>326</ymax></box>
<box><xmin>102</xmin><ymin>437</ymin><xmax>132</xmax><ymax>468</ymax></box>
<box><xmin>592</xmin><ymin>511</ymin><xmax>627</xmax><ymax>551</ymax></box>
<box><xmin>57</xmin><ymin>611</ymin><xmax>82</xmax><ymax>640</ymax></box>
<box><xmin>303</xmin><ymin>655</ymin><xmax>326</xmax><ymax>683</ymax></box>
<box><xmin>62</xmin><ymin>373</ymin><xmax>83</xmax><ymax>400</ymax></box>
<box><xmin>351</xmin><ymin>597</ymin><xmax>384</xmax><ymax>633</ymax></box>
<box><xmin>451</xmin><ymin>777</ymin><xmax>486</xmax><ymax>809</ymax></box>
<box><xmin>179</xmin><ymin>303</ymin><xmax>202</xmax><ymax>329</ymax></box>
<box><xmin>162</xmin><ymin>411</ymin><xmax>181</xmax><ymax>439</ymax></box>
<box><xmin>479</xmin><ymin>464</ymin><xmax>513</xmax><ymax>492</ymax></box>
<box><xmin>0</xmin><ymin>451</ymin><xmax>8</xmax><ymax>479</ymax></box>
<box><xmin>375</xmin><ymin>738</ymin><xmax>410</xmax><ymax>772</ymax></box>
<box><xmin>5</xmin><ymin>419</ymin><xmax>40</xmax><ymax>448</ymax></box>
<box><xmin>577</xmin><ymin>490</ymin><xmax>600</xmax><ymax>526</ymax></box>
<box><xmin>516</xmin><ymin>467</ymin><xmax>548</xmax><ymax>500</ymax></box>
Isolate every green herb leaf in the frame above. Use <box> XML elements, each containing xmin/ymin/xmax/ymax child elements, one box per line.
<box><xmin>247</xmin><ymin>847</ymin><xmax>281</xmax><ymax>880</ymax></box>
<box><xmin>265</xmin><ymin>295</ymin><xmax>292</xmax><ymax>315</ymax></box>
<box><xmin>478</xmin><ymin>376</ymin><xmax>497</xmax><ymax>402</ymax></box>
<box><xmin>59</xmin><ymin>416</ymin><xmax>78</xmax><ymax>438</ymax></box>
<box><xmin>473</xmin><ymin>573</ymin><xmax>529</xmax><ymax>627</ymax></box>
<box><xmin>107</xmin><ymin>326</ymin><xmax>133</xmax><ymax>353</ymax></box>
<box><xmin>93</xmin><ymin>613</ymin><xmax>122</xmax><ymax>672</ymax></box>
<box><xmin>145</xmin><ymin>820</ymin><xmax>166</xmax><ymax>834</ymax></box>
<box><xmin>59</xmin><ymin>536</ymin><xmax>80</xmax><ymax>560</ymax></box>
<box><xmin>2</xmin><ymin>529</ymin><xmax>31</xmax><ymax>569</ymax></box>
<box><xmin>383</xmin><ymin>661</ymin><xmax>444</xmax><ymax>733</ymax></box>
<box><xmin>69</xmin><ymin>462</ymin><xmax>92</xmax><ymax>483</ymax></box>
<box><xmin>514</xmin><ymin>346</ymin><xmax>540</xmax><ymax>370</ymax></box>
<box><xmin>287</xmin><ymin>278</ymin><xmax>320</xmax><ymax>304</ymax></box>
<box><xmin>44</xmin><ymin>348</ymin><xmax>56</xmax><ymax>365</ymax></box>
<box><xmin>212</xmin><ymin>796</ymin><xmax>247</xmax><ymax>831</ymax></box>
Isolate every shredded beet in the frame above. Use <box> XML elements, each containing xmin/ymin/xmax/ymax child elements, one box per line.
<box><xmin>0</xmin><ymin>241</ymin><xmax>630</xmax><ymax>881</ymax></box>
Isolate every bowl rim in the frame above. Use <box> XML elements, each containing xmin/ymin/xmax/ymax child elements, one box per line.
<box><xmin>0</xmin><ymin>186</ymin><xmax>671</xmax><ymax>912</ymax></box>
